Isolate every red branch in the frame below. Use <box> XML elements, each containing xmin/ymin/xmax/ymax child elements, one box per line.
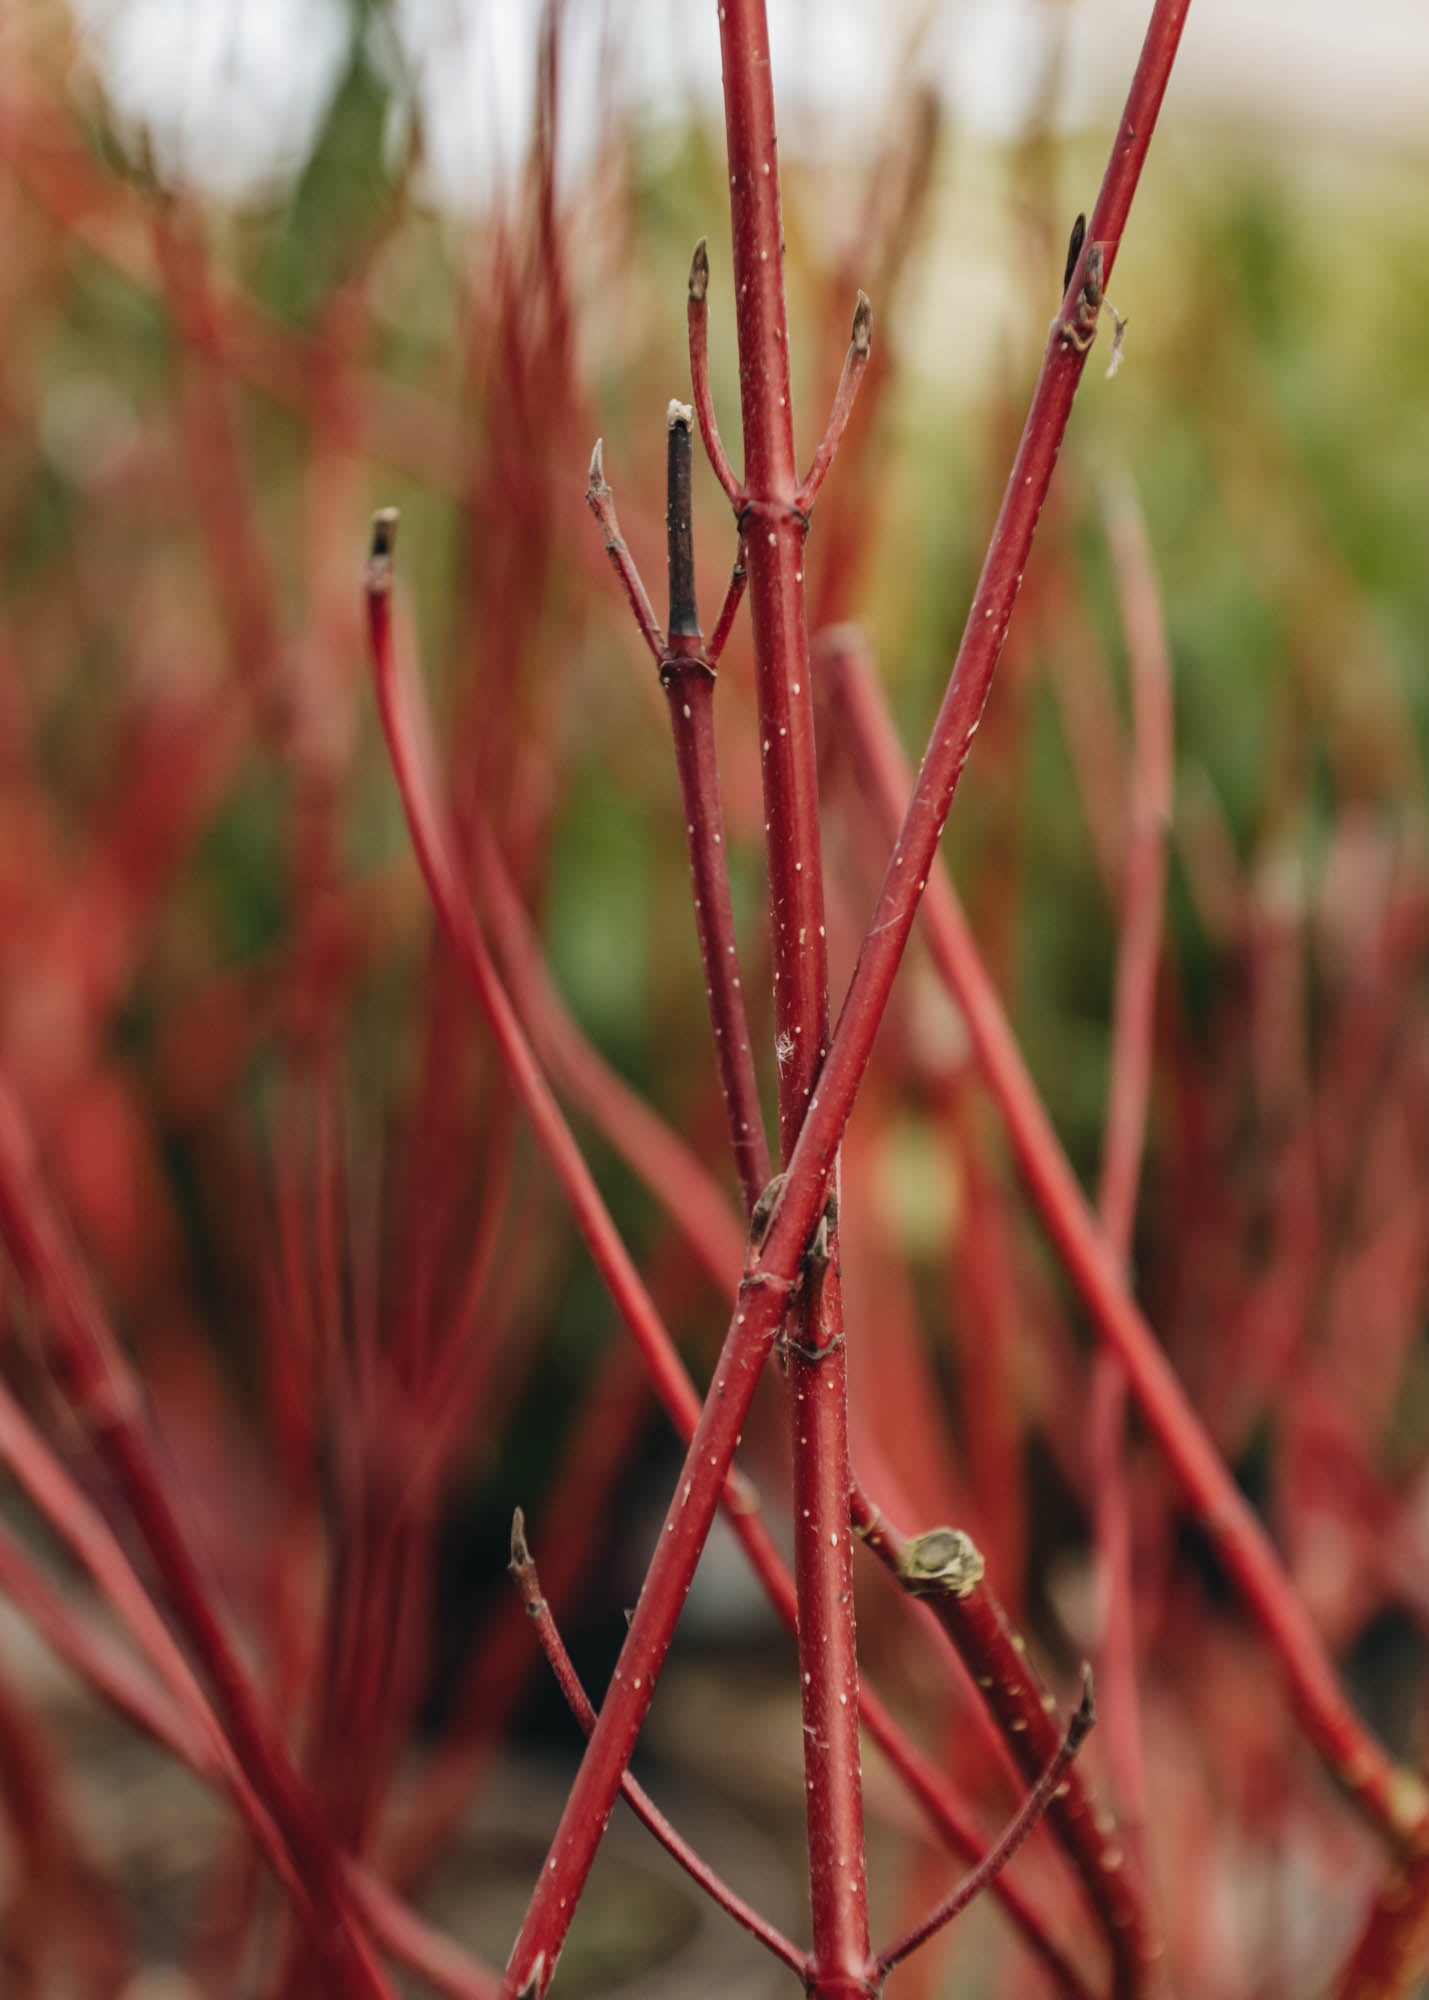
<box><xmin>686</xmin><ymin>240</ymin><xmax>743</xmax><ymax>505</ymax></box>
<box><xmin>498</xmin><ymin>6</ymin><xmax>1192</xmax><ymax>1991</ymax></box>
<box><xmin>716</xmin><ymin>6</ymin><xmax>867</xmax><ymax>1991</ymax></box>
<box><xmin>1090</xmin><ymin>476</ymin><xmax>1175</xmax><ymax>1883</ymax></box>
<box><xmin>798</xmin><ymin>293</ymin><xmax>873</xmax><ymax>513</ymax></box>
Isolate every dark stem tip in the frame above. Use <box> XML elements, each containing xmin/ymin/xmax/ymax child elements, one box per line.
<box><xmin>1071</xmin><ymin>1663</ymin><xmax>1097</xmax><ymax>1744</ymax></box>
<box><xmin>1063</xmin><ymin>212</ymin><xmax>1087</xmax><ymax>295</ymax></box>
<box><xmin>688</xmin><ymin>236</ymin><xmax>710</xmax><ymax>304</ymax></box>
<box><xmin>851</xmin><ymin>289</ymin><xmax>873</xmax><ymax>356</ymax></box>
<box><xmin>369</xmin><ymin>507</ymin><xmax>399</xmax><ymax>562</ymax></box>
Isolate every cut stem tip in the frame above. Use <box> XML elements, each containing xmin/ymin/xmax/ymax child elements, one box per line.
<box><xmin>368</xmin><ymin>507</ymin><xmax>399</xmax><ymax>589</ymax></box>
<box><xmin>370</xmin><ymin>507</ymin><xmax>399</xmax><ymax>560</ymax></box>
<box><xmin>667</xmin><ymin>399</ymin><xmax>694</xmax><ymax>433</ymax></box>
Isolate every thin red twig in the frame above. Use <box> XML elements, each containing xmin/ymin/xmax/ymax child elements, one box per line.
<box><xmin>797</xmin><ymin>293</ymin><xmax>873</xmax><ymax>513</ymax></box>
<box><xmin>508</xmin><ymin>1508</ymin><xmax>806</xmax><ymax>1976</ymax></box>
<box><xmin>706</xmin><ymin>540</ymin><xmax>749</xmax><ymax>666</ymax></box>
<box><xmin>585</xmin><ymin>440</ymin><xmax>664</xmax><ymax>663</ymax></box>
<box><xmin>875</xmin><ymin>1671</ymin><xmax>1097</xmax><ymax>1978</ymax></box>
<box><xmin>1090</xmin><ymin>474</ymin><xmax>1175</xmax><ymax>1883</ymax></box>
<box><xmin>686</xmin><ymin>239</ymin><xmax>743</xmax><ymax>505</ymax></box>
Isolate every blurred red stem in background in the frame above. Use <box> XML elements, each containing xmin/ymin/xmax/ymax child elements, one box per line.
<box><xmin>819</xmin><ymin>628</ymin><xmax>1428</xmax><ymax>1853</ymax></box>
<box><xmin>1090</xmin><ymin>476</ymin><xmax>1175</xmax><ymax>1887</ymax></box>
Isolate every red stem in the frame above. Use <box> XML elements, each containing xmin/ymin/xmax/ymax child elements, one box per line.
<box><xmin>797</xmin><ymin>294</ymin><xmax>873</xmax><ymax>513</ymax></box>
<box><xmin>585</xmin><ymin>440</ymin><xmax>665</xmax><ymax>663</ymax></box>
<box><xmin>508</xmin><ymin>1509</ymin><xmax>806</xmax><ymax>1976</ymax></box>
<box><xmin>661</xmin><ymin>661</ymin><xmax>770</xmax><ymax>1211</ymax></box>
<box><xmin>716</xmin><ymin>6</ymin><xmax>868</xmax><ymax>1989</ymax></box>
<box><xmin>706</xmin><ymin>541</ymin><xmax>749</xmax><ymax>666</ymax></box>
<box><xmin>821</xmin><ymin>628</ymin><xmax>1428</xmax><ymax>1851</ymax></box>
<box><xmin>686</xmin><ymin>240</ymin><xmax>743</xmax><ymax>505</ymax></box>
<box><xmin>0</xmin><ymin>1083</ymin><xmax>395</xmax><ymax>2000</ymax></box>
<box><xmin>1090</xmin><ymin>476</ymin><xmax>1175</xmax><ymax>1882</ymax></box>
<box><xmin>0</xmin><ymin>1385</ymin><xmax>501</xmax><ymax>2000</ymax></box>
<box><xmin>587</xmin><ymin>425</ymin><xmax>771</xmax><ymax>1211</ymax></box>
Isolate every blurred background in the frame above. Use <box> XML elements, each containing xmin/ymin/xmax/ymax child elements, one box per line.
<box><xmin>0</xmin><ymin>1</ymin><xmax>1426</xmax><ymax>1995</ymax></box>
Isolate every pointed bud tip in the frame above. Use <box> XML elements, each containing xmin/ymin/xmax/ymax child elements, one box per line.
<box><xmin>1063</xmin><ymin>212</ymin><xmax>1087</xmax><ymax>294</ymax></box>
<box><xmin>587</xmin><ymin>437</ymin><xmax>605</xmax><ymax>491</ymax></box>
<box><xmin>688</xmin><ymin>237</ymin><xmax>710</xmax><ymax>304</ymax></box>
<box><xmin>509</xmin><ymin>1506</ymin><xmax>530</xmax><ymax>1570</ymax></box>
<box><xmin>1074</xmin><ymin>1663</ymin><xmax>1096</xmax><ymax>1737</ymax></box>
<box><xmin>851</xmin><ymin>290</ymin><xmax>873</xmax><ymax>355</ymax></box>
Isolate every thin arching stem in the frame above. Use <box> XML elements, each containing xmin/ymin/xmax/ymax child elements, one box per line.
<box><xmin>508</xmin><ymin>1511</ymin><xmax>807</xmax><ymax>1976</ymax></box>
<box><xmin>875</xmin><ymin>1672</ymin><xmax>1097</xmax><ymax>1978</ymax></box>
<box><xmin>1090</xmin><ymin>473</ymin><xmax>1174</xmax><ymax>1888</ymax></box>
<box><xmin>585</xmin><ymin>441</ymin><xmax>664</xmax><ymax>663</ymax></box>
<box><xmin>797</xmin><ymin>292</ymin><xmax>873</xmax><ymax>513</ymax></box>
<box><xmin>706</xmin><ymin>539</ymin><xmax>748</xmax><ymax>666</ymax></box>
<box><xmin>686</xmin><ymin>238</ymin><xmax>743</xmax><ymax>505</ymax></box>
